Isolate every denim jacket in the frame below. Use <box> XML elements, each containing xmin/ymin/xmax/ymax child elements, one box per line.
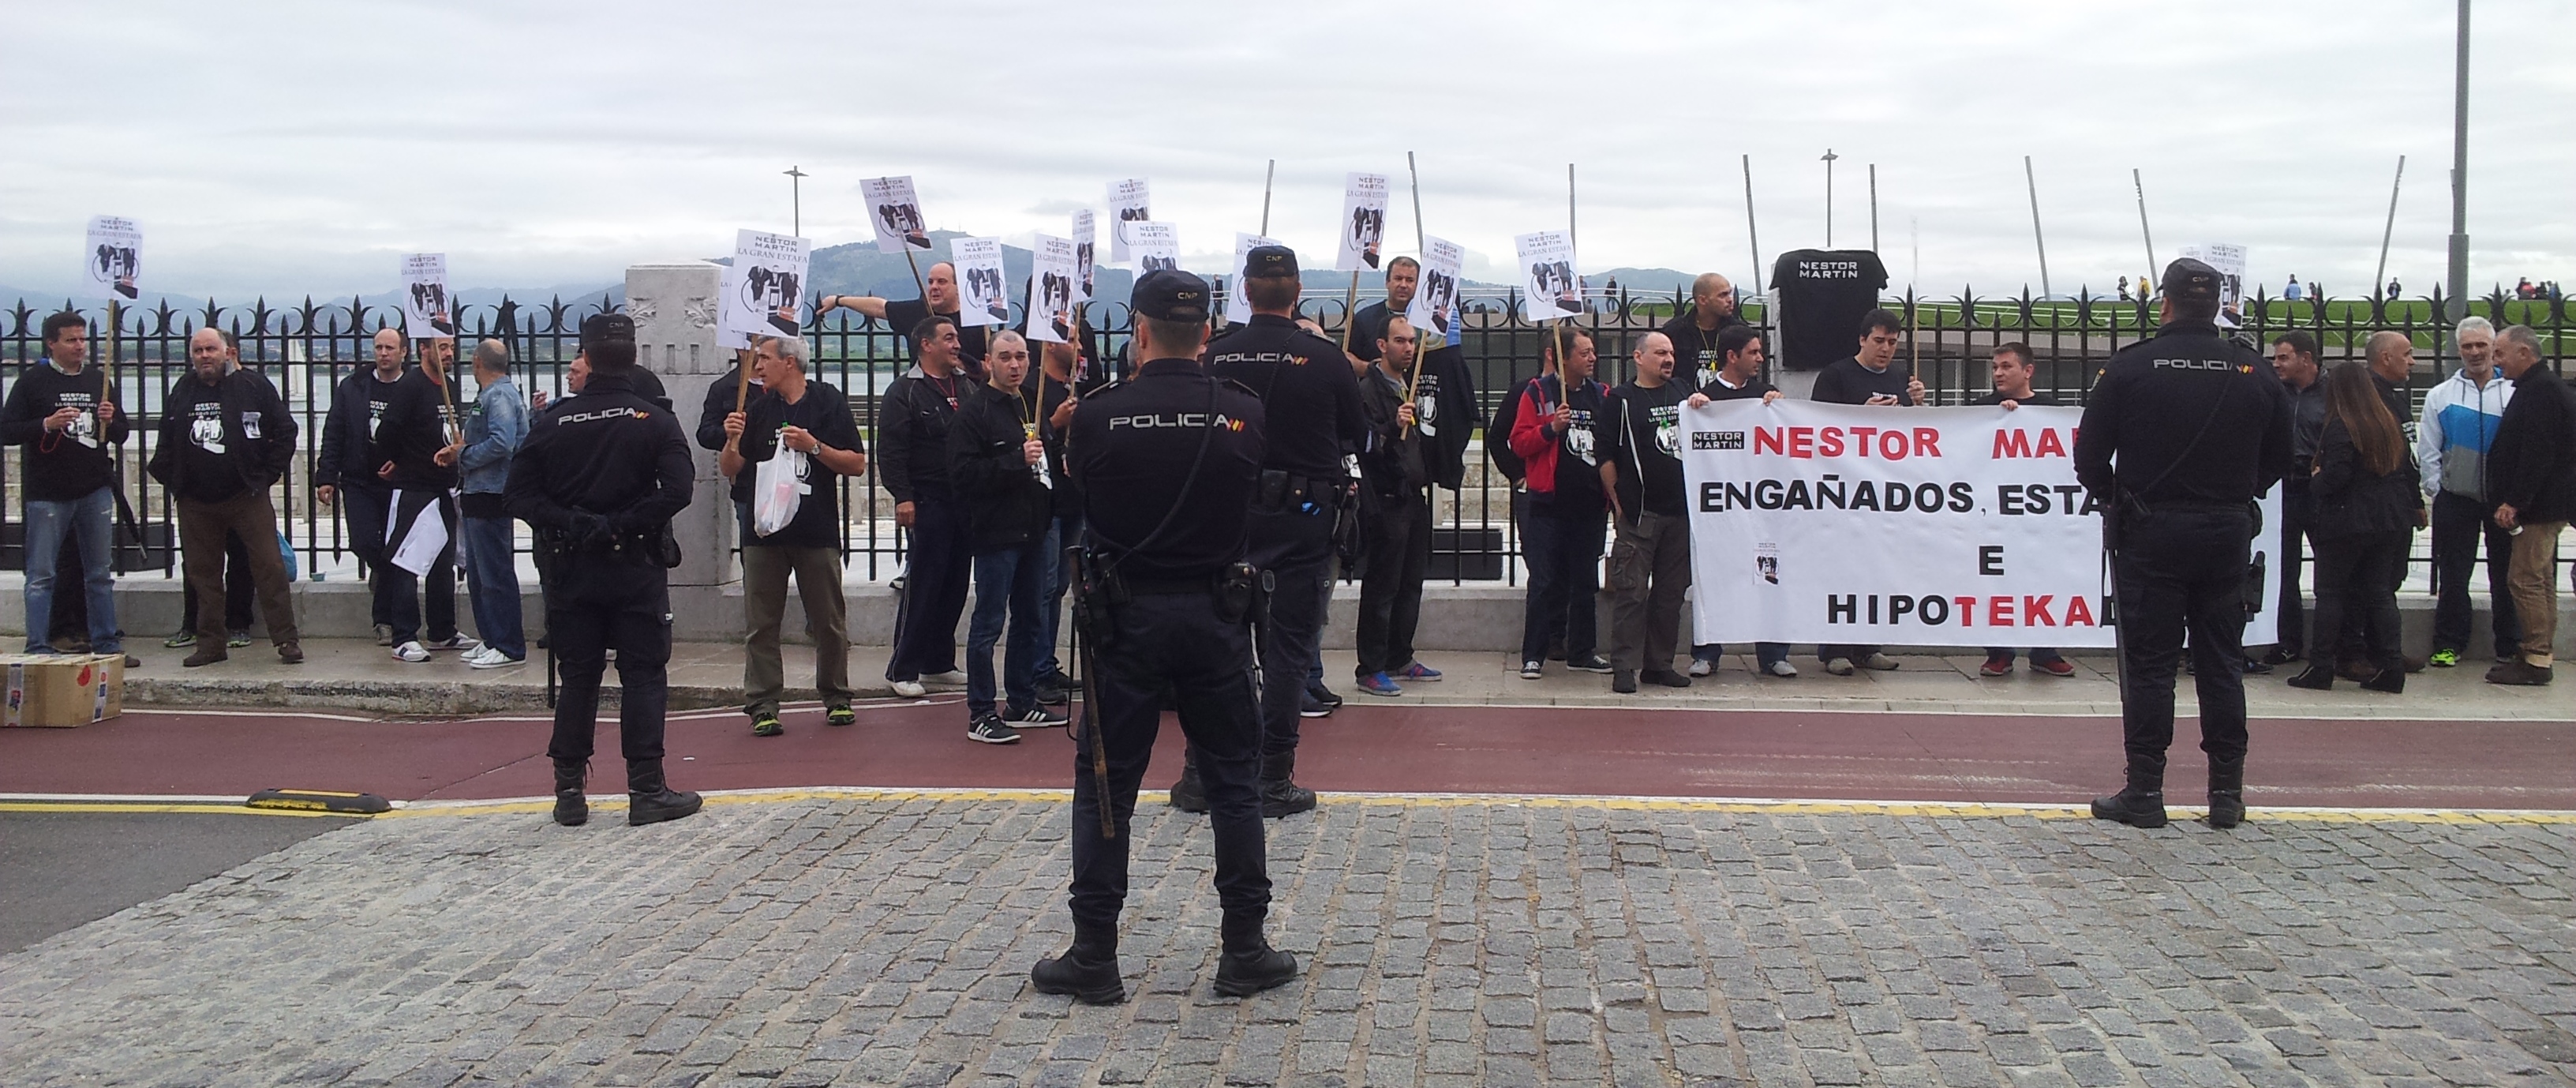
<box><xmin>457</xmin><ymin>377</ymin><xmax>526</xmax><ymax>495</ymax></box>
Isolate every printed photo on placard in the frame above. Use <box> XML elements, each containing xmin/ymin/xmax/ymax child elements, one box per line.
<box><xmin>1224</xmin><ymin>233</ymin><xmax>1285</xmax><ymax>325</ymax></box>
<box><xmin>1406</xmin><ymin>237</ymin><xmax>1465</xmax><ymax>340</ymax></box>
<box><xmin>862</xmin><ymin>176</ymin><xmax>931</xmax><ymax>253</ymax></box>
<box><xmin>1071</xmin><ymin>209</ymin><xmax>1097</xmax><ymax>303</ymax></box>
<box><xmin>1026</xmin><ymin>234</ymin><xmax>1078</xmax><ymax>344</ymax></box>
<box><xmin>1106</xmin><ymin>178</ymin><xmax>1150</xmax><ymax>264</ymax></box>
<box><xmin>2181</xmin><ymin>242</ymin><xmax>2250</xmax><ymax>325</ymax></box>
<box><xmin>1515</xmin><ymin>230</ymin><xmax>1583</xmax><ymax>322</ymax></box>
<box><xmin>85</xmin><ymin>216</ymin><xmax>142</xmax><ymax>301</ymax></box>
<box><xmin>1337</xmin><ymin>173</ymin><xmax>1390</xmax><ymax>272</ymax></box>
<box><xmin>401</xmin><ymin>253</ymin><xmax>456</xmax><ymax>340</ymax></box>
<box><xmin>722</xmin><ymin>230</ymin><xmax>812</xmax><ymax>343</ymax></box>
<box><xmin>1126</xmin><ymin>222</ymin><xmax>1179</xmax><ymax>274</ymax></box>
<box><xmin>952</xmin><ymin>236</ymin><xmax>1009</xmax><ymax>328</ymax></box>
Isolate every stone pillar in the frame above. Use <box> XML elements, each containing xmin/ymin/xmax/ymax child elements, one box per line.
<box><xmin>624</xmin><ymin>262</ymin><xmax>736</xmax><ymax>587</ymax></box>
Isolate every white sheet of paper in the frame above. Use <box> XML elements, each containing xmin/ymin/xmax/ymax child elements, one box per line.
<box><xmin>1070</xmin><ymin>210</ymin><xmax>1097</xmax><ymax>303</ymax></box>
<box><xmin>1406</xmin><ymin>236</ymin><xmax>1465</xmax><ymax>342</ymax></box>
<box><xmin>388</xmin><ymin>491</ymin><xmax>450</xmax><ymax>577</ymax></box>
<box><xmin>401</xmin><ymin>253</ymin><xmax>455</xmax><ymax>340</ymax></box>
<box><xmin>1515</xmin><ymin>230</ymin><xmax>1584</xmax><ymax>323</ymax></box>
<box><xmin>1027</xmin><ymin>234</ymin><xmax>1078</xmax><ymax>344</ymax></box>
<box><xmin>862</xmin><ymin>176</ymin><xmax>931</xmax><ymax>253</ymax></box>
<box><xmin>1125</xmin><ymin>223</ymin><xmax>1179</xmax><ymax>275</ymax></box>
<box><xmin>1106</xmin><ymin>178</ymin><xmax>1149</xmax><ymax>264</ymax></box>
<box><xmin>951</xmin><ymin>236</ymin><xmax>1009</xmax><ymax>328</ymax></box>
<box><xmin>1224</xmin><ymin>233</ymin><xmax>1286</xmax><ymax>325</ymax></box>
<box><xmin>84</xmin><ymin>216</ymin><xmax>141</xmax><ymax>301</ymax></box>
<box><xmin>721</xmin><ymin>230</ymin><xmax>811</xmax><ymax>343</ymax></box>
<box><xmin>1337</xmin><ymin>173</ymin><xmax>1391</xmax><ymax>273</ymax></box>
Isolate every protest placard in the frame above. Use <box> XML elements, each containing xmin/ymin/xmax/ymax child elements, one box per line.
<box><xmin>84</xmin><ymin>216</ymin><xmax>141</xmax><ymax>301</ymax></box>
<box><xmin>1026</xmin><ymin>234</ymin><xmax>1078</xmax><ymax>344</ymax></box>
<box><xmin>1515</xmin><ymin>230</ymin><xmax>1583</xmax><ymax>323</ymax></box>
<box><xmin>862</xmin><ymin>176</ymin><xmax>930</xmax><ymax>253</ymax></box>
<box><xmin>2179</xmin><ymin>242</ymin><xmax>2248</xmax><ymax>323</ymax></box>
<box><xmin>400</xmin><ymin>253</ymin><xmax>455</xmax><ymax>340</ymax></box>
<box><xmin>1337</xmin><ymin>173</ymin><xmax>1390</xmax><ymax>272</ymax></box>
<box><xmin>1126</xmin><ymin>222</ymin><xmax>1178</xmax><ymax>274</ymax></box>
<box><xmin>1106</xmin><ymin>178</ymin><xmax>1149</xmax><ymax>264</ymax></box>
<box><xmin>1223</xmin><ymin>232</ymin><xmax>1286</xmax><ymax>325</ymax></box>
<box><xmin>951</xmin><ymin>236</ymin><xmax>1009</xmax><ymax>328</ymax></box>
<box><xmin>1070</xmin><ymin>209</ymin><xmax>1097</xmax><ymax>303</ymax></box>
<box><xmin>1405</xmin><ymin>236</ymin><xmax>1464</xmax><ymax>340</ymax></box>
<box><xmin>1683</xmin><ymin>400</ymin><xmax>2277</xmax><ymax>646</ymax></box>
<box><xmin>721</xmin><ymin>230</ymin><xmax>811</xmax><ymax>343</ymax></box>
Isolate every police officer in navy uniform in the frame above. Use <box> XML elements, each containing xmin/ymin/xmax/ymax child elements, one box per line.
<box><xmin>1031</xmin><ymin>269</ymin><xmax>1297</xmax><ymax>1004</ymax></box>
<box><xmin>504</xmin><ymin>313</ymin><xmax>704</xmax><ymax>828</ymax></box>
<box><xmin>2074</xmin><ymin>259</ymin><xmax>2293</xmax><ymax>831</ymax></box>
<box><xmin>1174</xmin><ymin>243</ymin><xmax>1365</xmax><ymax>818</ymax></box>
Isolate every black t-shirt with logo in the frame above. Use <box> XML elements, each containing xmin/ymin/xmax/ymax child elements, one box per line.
<box><xmin>1595</xmin><ymin>379</ymin><xmax>1693</xmax><ymax>517</ymax></box>
<box><xmin>882</xmin><ymin>297</ymin><xmax>988</xmax><ymax>377</ymax></box>
<box><xmin>730</xmin><ymin>381</ymin><xmax>866</xmax><ymax>550</ymax></box>
<box><xmin>1769</xmin><ymin>249</ymin><xmax>1889</xmax><ymax>371</ymax></box>
<box><xmin>0</xmin><ymin>362</ymin><xmax>131</xmax><ymax>501</ymax></box>
<box><xmin>170</xmin><ymin>377</ymin><xmax>245</xmax><ymax>502</ymax></box>
<box><xmin>1810</xmin><ymin>356</ymin><xmax>1916</xmax><ymax>406</ymax></box>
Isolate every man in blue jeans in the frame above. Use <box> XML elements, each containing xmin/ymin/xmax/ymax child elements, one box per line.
<box><xmin>1</xmin><ymin>312</ymin><xmax>133</xmax><ymax>664</ymax></box>
<box><xmin>442</xmin><ymin>340</ymin><xmax>528</xmax><ymax>668</ymax></box>
<box><xmin>949</xmin><ymin>331</ymin><xmax>1068</xmax><ymax>743</ymax></box>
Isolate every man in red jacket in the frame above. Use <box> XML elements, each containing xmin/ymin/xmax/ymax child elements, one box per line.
<box><xmin>1507</xmin><ymin>328</ymin><xmax>1613</xmax><ymax>679</ymax></box>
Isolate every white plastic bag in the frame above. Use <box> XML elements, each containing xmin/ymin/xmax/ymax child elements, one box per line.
<box><xmin>751</xmin><ymin>447</ymin><xmax>810</xmax><ymax>537</ymax></box>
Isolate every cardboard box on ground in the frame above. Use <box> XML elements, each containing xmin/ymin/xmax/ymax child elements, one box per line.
<box><xmin>0</xmin><ymin>654</ymin><xmax>124</xmax><ymax>727</ymax></box>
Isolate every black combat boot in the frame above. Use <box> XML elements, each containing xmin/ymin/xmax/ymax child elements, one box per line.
<box><xmin>626</xmin><ymin>759</ymin><xmax>703</xmax><ymax>826</ymax></box>
<box><xmin>1213</xmin><ymin>911</ymin><xmax>1298</xmax><ymax>997</ymax></box>
<box><xmin>1168</xmin><ymin>747</ymin><xmax>1209</xmax><ymax>814</ymax></box>
<box><xmin>2089</xmin><ymin>755</ymin><xmax>2169</xmax><ymax>828</ymax></box>
<box><xmin>2207</xmin><ymin>756</ymin><xmax>2245</xmax><ymax>830</ymax></box>
<box><xmin>1260</xmin><ymin>750</ymin><xmax>1317</xmax><ymax>818</ymax></box>
<box><xmin>1031</xmin><ymin>921</ymin><xmax>1125</xmax><ymax>1004</ymax></box>
<box><xmin>552</xmin><ymin>760</ymin><xmax>588</xmax><ymax>827</ymax></box>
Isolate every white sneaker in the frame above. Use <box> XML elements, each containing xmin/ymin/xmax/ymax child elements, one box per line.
<box><xmin>922</xmin><ymin>670</ymin><xmax>969</xmax><ymax>689</ymax></box>
<box><xmin>391</xmin><ymin>641</ymin><xmax>430</xmax><ymax>663</ymax></box>
<box><xmin>1687</xmin><ymin>658</ymin><xmax>1713</xmax><ymax>677</ymax></box>
<box><xmin>890</xmin><ymin>678</ymin><xmax>927</xmax><ymax>698</ymax></box>
<box><xmin>1765</xmin><ymin>660</ymin><xmax>1799</xmax><ymax>678</ymax></box>
<box><xmin>1861</xmin><ymin>653</ymin><xmax>1901</xmax><ymax>671</ymax></box>
<box><xmin>1519</xmin><ymin>661</ymin><xmax>1544</xmax><ymax>680</ymax></box>
<box><xmin>466</xmin><ymin>647</ymin><xmax>525</xmax><ymax>670</ymax></box>
<box><xmin>1824</xmin><ymin>657</ymin><xmax>1855</xmax><ymax>676</ymax></box>
<box><xmin>425</xmin><ymin>635</ymin><xmax>481</xmax><ymax>652</ymax></box>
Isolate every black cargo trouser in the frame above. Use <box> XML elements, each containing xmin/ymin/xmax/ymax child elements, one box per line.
<box><xmin>545</xmin><ymin>553</ymin><xmax>673</xmax><ymax>767</ymax></box>
<box><xmin>1246</xmin><ymin>502</ymin><xmax>1335</xmax><ymax>756</ymax></box>
<box><xmin>2111</xmin><ymin>505</ymin><xmax>2255</xmax><ymax>773</ymax></box>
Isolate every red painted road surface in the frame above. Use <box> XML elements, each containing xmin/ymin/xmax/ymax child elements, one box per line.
<box><xmin>5</xmin><ymin>700</ymin><xmax>2572</xmax><ymax>811</ymax></box>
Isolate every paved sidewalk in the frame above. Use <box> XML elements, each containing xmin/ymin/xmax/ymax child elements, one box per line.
<box><xmin>116</xmin><ymin>639</ymin><xmax>2573</xmax><ymax>721</ymax></box>
<box><xmin>2</xmin><ymin>793</ymin><xmax>2572</xmax><ymax>1087</ymax></box>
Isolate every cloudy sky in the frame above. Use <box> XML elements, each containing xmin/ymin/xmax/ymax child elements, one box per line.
<box><xmin>3</xmin><ymin>0</ymin><xmax>2568</xmax><ymax>302</ymax></box>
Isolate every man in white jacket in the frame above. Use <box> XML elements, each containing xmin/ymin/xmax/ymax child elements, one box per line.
<box><xmin>2417</xmin><ymin>316</ymin><xmax>2518</xmax><ymax>668</ymax></box>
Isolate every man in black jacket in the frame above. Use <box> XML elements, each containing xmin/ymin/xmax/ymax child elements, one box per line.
<box><xmin>949</xmin><ymin>331</ymin><xmax>1069</xmax><ymax>743</ymax></box>
<box><xmin>2484</xmin><ymin>325</ymin><xmax>2574</xmax><ymax>686</ymax></box>
<box><xmin>1</xmin><ymin>311</ymin><xmax>133</xmax><ymax>661</ymax></box>
<box><xmin>1354</xmin><ymin>317</ymin><xmax>1435</xmax><ymax>698</ymax></box>
<box><xmin>1808</xmin><ymin>309</ymin><xmax>1926</xmax><ymax>675</ymax></box>
<box><xmin>719</xmin><ymin>335</ymin><xmax>867</xmax><ymax>737</ymax></box>
<box><xmin>314</xmin><ymin>327</ymin><xmax>463</xmax><ymax>662</ymax></box>
<box><xmin>1597</xmin><ymin>332</ymin><xmax>1697</xmax><ymax>693</ymax></box>
<box><xmin>150</xmin><ymin>328</ymin><xmax>301</xmax><ymax>666</ymax></box>
<box><xmin>876</xmin><ymin>317</ymin><xmax>975</xmax><ymax>698</ymax></box>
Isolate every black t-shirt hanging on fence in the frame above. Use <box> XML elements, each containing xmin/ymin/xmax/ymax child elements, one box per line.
<box><xmin>730</xmin><ymin>381</ymin><xmax>866</xmax><ymax>550</ymax></box>
<box><xmin>1769</xmin><ymin>249</ymin><xmax>1889</xmax><ymax>372</ymax></box>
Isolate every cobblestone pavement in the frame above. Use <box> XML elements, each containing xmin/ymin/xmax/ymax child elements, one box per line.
<box><xmin>2</xmin><ymin>793</ymin><xmax>2573</xmax><ymax>1087</ymax></box>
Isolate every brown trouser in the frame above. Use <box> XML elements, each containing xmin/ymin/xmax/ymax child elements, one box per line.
<box><xmin>2507</xmin><ymin>521</ymin><xmax>2563</xmax><ymax>667</ymax></box>
<box><xmin>178</xmin><ymin>490</ymin><xmax>298</xmax><ymax>650</ymax></box>
<box><xmin>1607</xmin><ymin>510</ymin><xmax>1692</xmax><ymax>675</ymax></box>
<box><xmin>742</xmin><ymin>545</ymin><xmax>852</xmax><ymax>715</ymax></box>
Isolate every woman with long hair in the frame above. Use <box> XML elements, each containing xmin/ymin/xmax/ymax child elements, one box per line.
<box><xmin>2289</xmin><ymin>359</ymin><xmax>2424</xmax><ymax>692</ymax></box>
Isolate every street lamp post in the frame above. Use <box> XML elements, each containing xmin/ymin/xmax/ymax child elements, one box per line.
<box><xmin>784</xmin><ymin>166</ymin><xmax>807</xmax><ymax>237</ymax></box>
<box><xmin>1821</xmin><ymin>149</ymin><xmax>1839</xmax><ymax>248</ymax></box>
<box><xmin>2444</xmin><ymin>0</ymin><xmax>2470</xmax><ymax>321</ymax></box>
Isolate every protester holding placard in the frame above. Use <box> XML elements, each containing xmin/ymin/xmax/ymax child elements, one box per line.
<box><xmin>1349</xmin><ymin>257</ymin><xmax>1416</xmax><ymax>366</ymax></box>
<box><xmin>720</xmin><ymin>336</ymin><xmax>866</xmax><ymax>736</ymax></box>
<box><xmin>876</xmin><ymin>317</ymin><xmax>976</xmax><ymax>700</ymax></box>
<box><xmin>1354</xmin><ymin>317</ymin><xmax>1436</xmax><ymax>700</ymax></box>
<box><xmin>947</xmin><ymin>332</ymin><xmax>1068</xmax><ymax>745</ymax></box>
<box><xmin>2</xmin><ymin>313</ymin><xmax>133</xmax><ymax>662</ymax></box>
<box><xmin>313</xmin><ymin>327</ymin><xmax>463</xmax><ymax>662</ymax></box>
<box><xmin>1664</xmin><ymin>273</ymin><xmax>1747</xmax><ymax>393</ymax></box>
<box><xmin>1596</xmin><ymin>332</ymin><xmax>1695</xmax><ymax>693</ymax></box>
<box><xmin>438</xmin><ymin>340</ymin><xmax>528</xmax><ymax>670</ymax></box>
<box><xmin>1969</xmin><ymin>343</ymin><xmax>2076</xmax><ymax>678</ymax></box>
<box><xmin>149</xmin><ymin>328</ymin><xmax>301</xmax><ymax>667</ymax></box>
<box><xmin>1507</xmin><ymin>328</ymin><xmax>1612</xmax><ymax>680</ymax></box>
<box><xmin>2286</xmin><ymin>360</ymin><xmax>2421</xmax><ymax>693</ymax></box>
<box><xmin>1028</xmin><ymin>336</ymin><xmax>1088</xmax><ymax>703</ymax></box>
<box><xmin>819</xmin><ymin>263</ymin><xmax>990</xmax><ymax>377</ymax></box>
<box><xmin>1807</xmin><ymin>309</ymin><xmax>1923</xmax><ymax>675</ymax></box>
<box><xmin>1682</xmin><ymin>325</ymin><xmax>1795</xmax><ymax>679</ymax></box>
<box><xmin>2075</xmin><ymin>257</ymin><xmax>2293</xmax><ymax>831</ymax></box>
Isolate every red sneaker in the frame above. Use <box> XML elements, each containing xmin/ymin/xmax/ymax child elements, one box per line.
<box><xmin>2035</xmin><ymin>658</ymin><xmax>2078</xmax><ymax>677</ymax></box>
<box><xmin>1979</xmin><ymin>658</ymin><xmax>2013</xmax><ymax>677</ymax></box>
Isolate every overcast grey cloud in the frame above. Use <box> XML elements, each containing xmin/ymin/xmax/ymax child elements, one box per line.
<box><xmin>2</xmin><ymin>0</ymin><xmax>2568</xmax><ymax>301</ymax></box>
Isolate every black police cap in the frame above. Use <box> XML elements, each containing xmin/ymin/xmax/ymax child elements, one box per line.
<box><xmin>580</xmin><ymin>313</ymin><xmax>636</xmax><ymax>352</ymax></box>
<box><xmin>1132</xmin><ymin>269</ymin><xmax>1211</xmax><ymax>323</ymax></box>
<box><xmin>1245</xmin><ymin>244</ymin><xmax>1299</xmax><ymax>280</ymax></box>
<box><xmin>2159</xmin><ymin>258</ymin><xmax>2224</xmax><ymax>303</ymax></box>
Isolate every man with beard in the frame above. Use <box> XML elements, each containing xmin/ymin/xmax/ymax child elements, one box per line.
<box><xmin>818</xmin><ymin>261</ymin><xmax>989</xmax><ymax>376</ymax></box>
<box><xmin>1596</xmin><ymin>332</ymin><xmax>1695</xmax><ymax>693</ymax></box>
<box><xmin>1663</xmin><ymin>273</ymin><xmax>1747</xmax><ymax>392</ymax></box>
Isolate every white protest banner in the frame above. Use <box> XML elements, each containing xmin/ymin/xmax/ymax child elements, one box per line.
<box><xmin>399</xmin><ymin>253</ymin><xmax>455</xmax><ymax>340</ymax></box>
<box><xmin>1683</xmin><ymin>400</ymin><xmax>2276</xmax><ymax>647</ymax></box>
<box><xmin>721</xmin><ymin>230</ymin><xmax>811</xmax><ymax>343</ymax></box>
<box><xmin>951</xmin><ymin>236</ymin><xmax>1009</xmax><ymax>328</ymax></box>
<box><xmin>1070</xmin><ymin>209</ymin><xmax>1097</xmax><ymax>302</ymax></box>
<box><xmin>1337</xmin><ymin>173</ymin><xmax>1390</xmax><ymax>272</ymax></box>
<box><xmin>1223</xmin><ymin>232</ymin><xmax>1285</xmax><ymax>325</ymax></box>
<box><xmin>84</xmin><ymin>216</ymin><xmax>142</xmax><ymax>301</ymax></box>
<box><xmin>1106</xmin><ymin>178</ymin><xmax>1150</xmax><ymax>264</ymax></box>
<box><xmin>862</xmin><ymin>176</ymin><xmax>930</xmax><ymax>253</ymax></box>
<box><xmin>1026</xmin><ymin>234</ymin><xmax>1078</xmax><ymax>344</ymax></box>
<box><xmin>2178</xmin><ymin>242</ymin><xmax>2248</xmax><ymax>323</ymax></box>
<box><xmin>1126</xmin><ymin>222</ymin><xmax>1178</xmax><ymax>274</ymax></box>
<box><xmin>1405</xmin><ymin>236</ymin><xmax>1463</xmax><ymax>342</ymax></box>
<box><xmin>1515</xmin><ymin>230</ymin><xmax>1582</xmax><ymax>323</ymax></box>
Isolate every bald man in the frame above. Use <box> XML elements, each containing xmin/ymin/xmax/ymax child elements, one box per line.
<box><xmin>2344</xmin><ymin>330</ymin><xmax>2427</xmax><ymax>677</ymax></box>
<box><xmin>1661</xmin><ymin>272</ymin><xmax>1748</xmax><ymax>391</ymax></box>
<box><xmin>818</xmin><ymin>262</ymin><xmax>989</xmax><ymax>376</ymax></box>
<box><xmin>1595</xmin><ymin>331</ymin><xmax>1697</xmax><ymax>692</ymax></box>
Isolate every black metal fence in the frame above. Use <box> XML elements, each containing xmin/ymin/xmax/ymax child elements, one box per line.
<box><xmin>4</xmin><ymin>285</ymin><xmax>2567</xmax><ymax>587</ymax></box>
